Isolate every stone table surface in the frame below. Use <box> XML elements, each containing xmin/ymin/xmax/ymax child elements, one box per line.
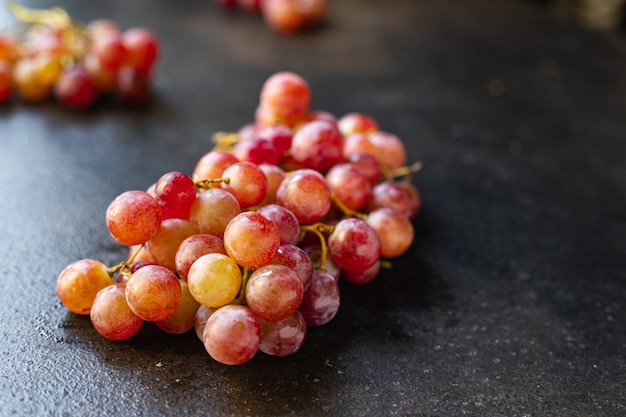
<box><xmin>1</xmin><ymin>0</ymin><xmax>625</xmax><ymax>416</ymax></box>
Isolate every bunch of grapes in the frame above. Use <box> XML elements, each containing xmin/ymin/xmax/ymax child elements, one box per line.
<box><xmin>216</xmin><ymin>0</ymin><xmax>328</xmax><ymax>34</ymax></box>
<box><xmin>0</xmin><ymin>2</ymin><xmax>159</xmax><ymax>109</ymax></box>
<box><xmin>56</xmin><ymin>71</ymin><xmax>423</xmax><ymax>365</ymax></box>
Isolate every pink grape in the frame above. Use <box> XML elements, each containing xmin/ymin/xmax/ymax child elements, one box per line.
<box><xmin>189</xmin><ymin>188</ymin><xmax>241</xmax><ymax>238</ymax></box>
<box><xmin>257</xmin><ymin>163</ymin><xmax>286</xmax><ymax>206</ymax></box>
<box><xmin>368</xmin><ymin>131</ymin><xmax>407</xmax><ymax>171</ymax></box>
<box><xmin>155</xmin><ymin>171</ymin><xmax>197</xmax><ymax>220</ymax></box>
<box><xmin>90</xmin><ymin>283</ymin><xmax>143</xmax><ymax>340</ymax></box>
<box><xmin>257</xmin><ymin>204</ymin><xmax>300</xmax><ymax>245</ymax></box>
<box><xmin>276</xmin><ymin>168</ymin><xmax>331</xmax><ymax>224</ymax></box>
<box><xmin>298</xmin><ymin>270</ymin><xmax>340</xmax><ymax>326</ymax></box>
<box><xmin>223</xmin><ymin>211</ymin><xmax>281</xmax><ymax>268</ymax></box>
<box><xmin>193</xmin><ymin>150</ymin><xmax>239</xmax><ymax>182</ymax></box>
<box><xmin>259</xmin><ymin>71</ymin><xmax>310</xmax><ymax>127</ymax></box>
<box><xmin>258</xmin><ymin>124</ymin><xmax>293</xmax><ymax>156</ymax></box>
<box><xmin>337</xmin><ymin>112</ymin><xmax>379</xmax><ymax>136</ymax></box>
<box><xmin>221</xmin><ymin>161</ymin><xmax>268</xmax><ymax>208</ymax></box>
<box><xmin>245</xmin><ymin>264</ymin><xmax>304</xmax><ymax>322</ymax></box>
<box><xmin>125</xmin><ymin>265</ymin><xmax>182</xmax><ymax>322</ymax></box>
<box><xmin>341</xmin><ymin>260</ymin><xmax>380</xmax><ymax>285</ymax></box>
<box><xmin>92</xmin><ymin>33</ymin><xmax>127</xmax><ymax>72</ymax></box>
<box><xmin>155</xmin><ymin>280</ymin><xmax>200</xmax><ymax>334</ymax></box>
<box><xmin>325</xmin><ymin>162</ymin><xmax>371</xmax><ymax>211</ymax></box>
<box><xmin>366</xmin><ymin>208</ymin><xmax>414</xmax><ymax>258</ymax></box>
<box><xmin>290</xmin><ymin>120</ymin><xmax>343</xmax><ymax>173</ymax></box>
<box><xmin>259</xmin><ymin>311</ymin><xmax>306</xmax><ymax>357</ymax></box>
<box><xmin>146</xmin><ymin>218</ymin><xmax>197</xmax><ymax>271</ymax></box>
<box><xmin>369</xmin><ymin>181</ymin><xmax>420</xmax><ymax>219</ymax></box>
<box><xmin>194</xmin><ymin>304</ymin><xmax>217</xmax><ymax>340</ymax></box>
<box><xmin>54</xmin><ymin>64</ymin><xmax>98</xmax><ymax>109</ymax></box>
<box><xmin>117</xmin><ymin>67</ymin><xmax>151</xmax><ymax>106</ymax></box>
<box><xmin>348</xmin><ymin>152</ymin><xmax>382</xmax><ymax>185</ymax></box>
<box><xmin>175</xmin><ymin>234</ymin><xmax>227</xmax><ymax>281</ymax></box>
<box><xmin>269</xmin><ymin>244</ymin><xmax>314</xmax><ymax>290</ymax></box>
<box><xmin>328</xmin><ymin>218</ymin><xmax>381</xmax><ymax>272</ymax></box>
<box><xmin>106</xmin><ymin>190</ymin><xmax>162</xmax><ymax>246</ymax></box>
<box><xmin>122</xmin><ymin>27</ymin><xmax>159</xmax><ymax>75</ymax></box>
<box><xmin>57</xmin><ymin>259</ymin><xmax>114</xmax><ymax>315</ymax></box>
<box><xmin>232</xmin><ymin>138</ymin><xmax>280</xmax><ymax>166</ymax></box>
<box><xmin>203</xmin><ymin>305</ymin><xmax>262</xmax><ymax>365</ymax></box>
<box><xmin>187</xmin><ymin>253</ymin><xmax>242</xmax><ymax>307</ymax></box>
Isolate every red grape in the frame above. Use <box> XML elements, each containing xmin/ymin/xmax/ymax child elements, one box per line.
<box><xmin>57</xmin><ymin>259</ymin><xmax>114</xmax><ymax>315</ymax></box>
<box><xmin>155</xmin><ymin>171</ymin><xmax>197</xmax><ymax>220</ymax></box>
<box><xmin>106</xmin><ymin>190</ymin><xmax>162</xmax><ymax>246</ymax></box>
<box><xmin>221</xmin><ymin>161</ymin><xmax>268</xmax><ymax>208</ymax></box>
<box><xmin>298</xmin><ymin>270</ymin><xmax>340</xmax><ymax>326</ymax></box>
<box><xmin>276</xmin><ymin>168</ymin><xmax>331</xmax><ymax>224</ymax></box>
<box><xmin>257</xmin><ymin>204</ymin><xmax>300</xmax><ymax>245</ymax></box>
<box><xmin>290</xmin><ymin>120</ymin><xmax>343</xmax><ymax>173</ymax></box>
<box><xmin>203</xmin><ymin>305</ymin><xmax>262</xmax><ymax>365</ymax></box>
<box><xmin>146</xmin><ymin>218</ymin><xmax>197</xmax><ymax>271</ymax></box>
<box><xmin>55</xmin><ymin>64</ymin><xmax>98</xmax><ymax>109</ymax></box>
<box><xmin>259</xmin><ymin>311</ymin><xmax>306</xmax><ymax>357</ymax></box>
<box><xmin>90</xmin><ymin>283</ymin><xmax>143</xmax><ymax>340</ymax></box>
<box><xmin>328</xmin><ymin>218</ymin><xmax>381</xmax><ymax>272</ymax></box>
<box><xmin>223</xmin><ymin>211</ymin><xmax>281</xmax><ymax>268</ymax></box>
<box><xmin>189</xmin><ymin>188</ymin><xmax>241</xmax><ymax>238</ymax></box>
<box><xmin>155</xmin><ymin>280</ymin><xmax>200</xmax><ymax>334</ymax></box>
<box><xmin>245</xmin><ymin>264</ymin><xmax>304</xmax><ymax>322</ymax></box>
<box><xmin>175</xmin><ymin>234</ymin><xmax>227</xmax><ymax>281</ymax></box>
<box><xmin>366</xmin><ymin>208</ymin><xmax>414</xmax><ymax>258</ymax></box>
<box><xmin>125</xmin><ymin>265</ymin><xmax>182</xmax><ymax>322</ymax></box>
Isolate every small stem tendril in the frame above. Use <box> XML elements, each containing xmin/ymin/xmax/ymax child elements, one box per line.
<box><xmin>330</xmin><ymin>193</ymin><xmax>367</xmax><ymax>220</ymax></box>
<box><xmin>299</xmin><ymin>223</ymin><xmax>335</xmax><ymax>271</ymax></box>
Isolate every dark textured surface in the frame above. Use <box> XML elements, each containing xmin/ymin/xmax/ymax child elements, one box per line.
<box><xmin>1</xmin><ymin>0</ymin><xmax>625</xmax><ymax>416</ymax></box>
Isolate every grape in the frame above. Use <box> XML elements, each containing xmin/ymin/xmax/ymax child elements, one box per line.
<box><xmin>326</xmin><ymin>162</ymin><xmax>371</xmax><ymax>211</ymax></box>
<box><xmin>342</xmin><ymin>133</ymin><xmax>377</xmax><ymax>161</ymax></box>
<box><xmin>12</xmin><ymin>57</ymin><xmax>51</xmax><ymax>102</ymax></box>
<box><xmin>202</xmin><ymin>305</ymin><xmax>262</xmax><ymax>365</ymax></box>
<box><xmin>54</xmin><ymin>64</ymin><xmax>98</xmax><ymax>109</ymax></box>
<box><xmin>187</xmin><ymin>253</ymin><xmax>242</xmax><ymax>307</ymax></box>
<box><xmin>369</xmin><ymin>181</ymin><xmax>420</xmax><ymax>219</ymax></box>
<box><xmin>175</xmin><ymin>234</ymin><xmax>227</xmax><ymax>281</ymax></box>
<box><xmin>269</xmin><ymin>244</ymin><xmax>314</xmax><ymax>290</ymax></box>
<box><xmin>189</xmin><ymin>188</ymin><xmax>241</xmax><ymax>238</ymax></box>
<box><xmin>298</xmin><ymin>270</ymin><xmax>340</xmax><ymax>326</ymax></box>
<box><xmin>92</xmin><ymin>33</ymin><xmax>127</xmax><ymax>72</ymax></box>
<box><xmin>245</xmin><ymin>264</ymin><xmax>304</xmax><ymax>322</ymax></box>
<box><xmin>348</xmin><ymin>152</ymin><xmax>382</xmax><ymax>186</ymax></box>
<box><xmin>366</xmin><ymin>208</ymin><xmax>414</xmax><ymax>258</ymax></box>
<box><xmin>259</xmin><ymin>71</ymin><xmax>310</xmax><ymax>126</ymax></box>
<box><xmin>259</xmin><ymin>311</ymin><xmax>306</xmax><ymax>357</ymax></box>
<box><xmin>223</xmin><ymin>211</ymin><xmax>281</xmax><ymax>268</ymax></box>
<box><xmin>0</xmin><ymin>61</ymin><xmax>13</xmax><ymax>103</ymax></box>
<box><xmin>232</xmin><ymin>137</ymin><xmax>280</xmax><ymax>166</ymax></box>
<box><xmin>146</xmin><ymin>218</ymin><xmax>197</xmax><ymax>271</ymax></box>
<box><xmin>125</xmin><ymin>265</ymin><xmax>181</xmax><ymax>322</ymax></box>
<box><xmin>341</xmin><ymin>260</ymin><xmax>380</xmax><ymax>285</ymax></box>
<box><xmin>84</xmin><ymin>53</ymin><xmax>118</xmax><ymax>93</ymax></box>
<box><xmin>328</xmin><ymin>218</ymin><xmax>381</xmax><ymax>272</ymax></box>
<box><xmin>57</xmin><ymin>259</ymin><xmax>114</xmax><ymax>315</ymax></box>
<box><xmin>155</xmin><ymin>171</ymin><xmax>197</xmax><ymax>220</ymax></box>
<box><xmin>337</xmin><ymin>112</ymin><xmax>379</xmax><ymax>136</ymax></box>
<box><xmin>300</xmin><ymin>109</ymin><xmax>337</xmax><ymax>127</ymax></box>
<box><xmin>256</xmin><ymin>204</ymin><xmax>300</xmax><ymax>245</ymax></box>
<box><xmin>276</xmin><ymin>168</ymin><xmax>331</xmax><ymax>224</ymax></box>
<box><xmin>86</xmin><ymin>19</ymin><xmax>121</xmax><ymax>39</ymax></box>
<box><xmin>90</xmin><ymin>283</ymin><xmax>143</xmax><ymax>341</ymax></box>
<box><xmin>221</xmin><ymin>161</ymin><xmax>268</xmax><ymax>208</ymax></box>
<box><xmin>237</xmin><ymin>123</ymin><xmax>258</xmax><ymax>142</ymax></box>
<box><xmin>122</xmin><ymin>27</ymin><xmax>159</xmax><ymax>75</ymax></box>
<box><xmin>117</xmin><ymin>67</ymin><xmax>151</xmax><ymax>105</ymax></box>
<box><xmin>194</xmin><ymin>304</ymin><xmax>217</xmax><ymax>340</ymax></box>
<box><xmin>257</xmin><ymin>163</ymin><xmax>286</xmax><ymax>206</ymax></box>
<box><xmin>258</xmin><ymin>124</ymin><xmax>293</xmax><ymax>156</ymax></box>
<box><xmin>193</xmin><ymin>150</ymin><xmax>239</xmax><ymax>182</ymax></box>
<box><xmin>368</xmin><ymin>131</ymin><xmax>407</xmax><ymax>171</ymax></box>
<box><xmin>155</xmin><ymin>280</ymin><xmax>201</xmax><ymax>334</ymax></box>
<box><xmin>290</xmin><ymin>120</ymin><xmax>343</xmax><ymax>173</ymax></box>
<box><xmin>261</xmin><ymin>0</ymin><xmax>328</xmax><ymax>34</ymax></box>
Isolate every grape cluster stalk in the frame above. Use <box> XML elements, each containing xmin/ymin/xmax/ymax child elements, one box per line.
<box><xmin>57</xmin><ymin>71</ymin><xmax>423</xmax><ymax>365</ymax></box>
<box><xmin>0</xmin><ymin>2</ymin><xmax>159</xmax><ymax>108</ymax></box>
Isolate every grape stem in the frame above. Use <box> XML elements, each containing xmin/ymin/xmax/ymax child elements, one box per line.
<box><xmin>211</xmin><ymin>132</ymin><xmax>240</xmax><ymax>151</ymax></box>
<box><xmin>330</xmin><ymin>193</ymin><xmax>367</xmax><ymax>220</ymax></box>
<box><xmin>107</xmin><ymin>244</ymin><xmax>145</xmax><ymax>277</ymax></box>
<box><xmin>235</xmin><ymin>267</ymin><xmax>253</xmax><ymax>305</ymax></box>
<box><xmin>299</xmin><ymin>223</ymin><xmax>335</xmax><ymax>272</ymax></box>
<box><xmin>383</xmin><ymin>160</ymin><xmax>424</xmax><ymax>181</ymax></box>
<box><xmin>194</xmin><ymin>177</ymin><xmax>230</xmax><ymax>190</ymax></box>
